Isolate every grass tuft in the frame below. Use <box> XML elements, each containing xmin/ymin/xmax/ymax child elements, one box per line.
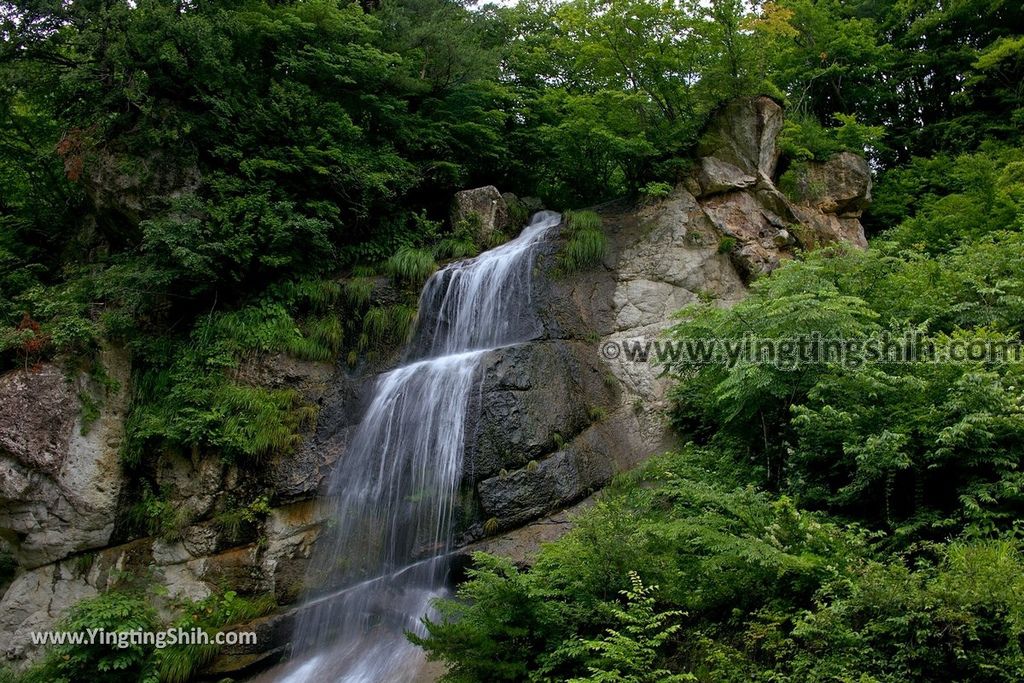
<box><xmin>386</xmin><ymin>246</ymin><xmax>437</xmax><ymax>284</ymax></box>
<box><xmin>559</xmin><ymin>210</ymin><xmax>606</xmax><ymax>273</ymax></box>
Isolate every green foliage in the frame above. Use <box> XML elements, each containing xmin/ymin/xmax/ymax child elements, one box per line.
<box><xmin>506</xmin><ymin>197</ymin><xmax>531</xmax><ymax>231</ymax></box>
<box><xmin>716</xmin><ymin>237</ymin><xmax>736</xmax><ymax>254</ymax></box>
<box><xmin>360</xmin><ymin>304</ymin><xmax>417</xmax><ymax>350</ymax></box>
<box><xmin>411</xmin><ymin>553</ymin><xmax>567</xmax><ymax>682</ymax></box>
<box><xmin>566</xmin><ymin>573</ymin><xmax>692</xmax><ymax>683</ymax></box>
<box><xmin>638</xmin><ymin>182</ymin><xmax>673</xmax><ymax>200</ymax></box>
<box><xmin>879</xmin><ymin>143</ymin><xmax>1024</xmax><ymax>253</ymax></box>
<box><xmin>437</xmin><ymin>215</ymin><xmax>484</xmax><ymax>260</ymax></box>
<box><xmin>127</xmin><ymin>485</ymin><xmax>189</xmax><ymax>542</ymax></box>
<box><xmin>778</xmin><ymin>114</ymin><xmax>885</xmax><ymax>162</ymax></box>
<box><xmin>665</xmin><ymin>192</ymin><xmax>1024</xmax><ymax>537</ymax></box>
<box><xmin>387</xmin><ymin>246</ymin><xmax>438</xmax><ymax>284</ymax></box>
<box><xmin>7</xmin><ymin>587</ymin><xmax>276</xmax><ymax>683</ymax></box>
<box><xmin>559</xmin><ymin>211</ymin><xmax>607</xmax><ymax>274</ymax></box>
<box><xmin>415</xmin><ymin>448</ymin><xmax>864</xmax><ymax>681</ymax></box>
<box><xmin>37</xmin><ymin>591</ymin><xmax>160</xmax><ymax>683</ymax></box>
<box><xmin>344</xmin><ymin>277</ymin><xmax>375</xmax><ymax>309</ymax></box>
<box><xmin>214</xmin><ymin>494</ymin><xmax>272</xmax><ymax>543</ymax></box>
<box><xmin>155</xmin><ymin>591</ymin><xmax>274</xmax><ymax>683</ymax></box>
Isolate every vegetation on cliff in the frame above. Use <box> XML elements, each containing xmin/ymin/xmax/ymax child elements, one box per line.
<box><xmin>1</xmin><ymin>0</ymin><xmax>1023</xmax><ymax>680</ymax></box>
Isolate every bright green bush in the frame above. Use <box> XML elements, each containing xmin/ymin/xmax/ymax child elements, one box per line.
<box><xmin>35</xmin><ymin>591</ymin><xmax>160</xmax><ymax>683</ymax></box>
<box><xmin>559</xmin><ymin>211</ymin><xmax>607</xmax><ymax>273</ymax></box>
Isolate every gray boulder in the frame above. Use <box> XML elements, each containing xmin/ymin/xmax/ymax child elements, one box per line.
<box><xmin>699</xmin><ymin>96</ymin><xmax>784</xmax><ymax>179</ymax></box>
<box><xmin>0</xmin><ymin>348</ymin><xmax>130</xmax><ymax>569</ymax></box>
<box><xmin>787</xmin><ymin>151</ymin><xmax>873</xmax><ymax>216</ymax></box>
<box><xmin>451</xmin><ymin>186</ymin><xmax>510</xmax><ymax>244</ymax></box>
<box><xmin>696</xmin><ymin>156</ymin><xmax>757</xmax><ymax>196</ymax></box>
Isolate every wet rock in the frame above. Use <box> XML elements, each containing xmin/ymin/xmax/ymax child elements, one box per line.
<box><xmin>477</xmin><ymin>448</ymin><xmax>612</xmax><ymax>529</ymax></box>
<box><xmin>261</xmin><ymin>500</ymin><xmax>325</xmax><ymax>604</ymax></box>
<box><xmin>465</xmin><ymin>341</ymin><xmax>615</xmax><ymax>482</ymax></box>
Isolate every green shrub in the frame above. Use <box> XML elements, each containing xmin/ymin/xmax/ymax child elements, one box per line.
<box><xmin>564</xmin><ymin>210</ymin><xmax>603</xmax><ymax>233</ymax></box>
<box><xmin>45</xmin><ymin>591</ymin><xmax>160</xmax><ymax>683</ymax></box>
<box><xmin>155</xmin><ymin>590</ymin><xmax>274</xmax><ymax>683</ymax></box>
<box><xmin>507</xmin><ymin>196</ymin><xmax>531</xmax><ymax>229</ymax></box>
<box><xmin>778</xmin><ymin>114</ymin><xmax>885</xmax><ymax>162</ymax></box>
<box><xmin>559</xmin><ymin>211</ymin><xmax>607</xmax><ymax>274</ymax></box>
<box><xmin>361</xmin><ymin>304</ymin><xmax>417</xmax><ymax>349</ymax></box>
<box><xmin>127</xmin><ymin>484</ymin><xmax>189</xmax><ymax>541</ymax></box>
<box><xmin>566</xmin><ymin>573</ymin><xmax>691</xmax><ymax>683</ymax></box>
<box><xmin>387</xmin><ymin>246</ymin><xmax>437</xmax><ymax>284</ymax></box>
<box><xmin>639</xmin><ymin>181</ymin><xmax>673</xmax><ymax>200</ymax></box>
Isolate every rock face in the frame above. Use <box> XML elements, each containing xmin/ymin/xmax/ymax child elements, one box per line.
<box><xmin>461</xmin><ymin>95</ymin><xmax>871</xmax><ymax>546</ymax></box>
<box><xmin>451</xmin><ymin>185</ymin><xmax>510</xmax><ymax>243</ymax></box>
<box><xmin>699</xmin><ymin>96</ymin><xmax>785</xmax><ymax>179</ymax></box>
<box><xmin>0</xmin><ymin>347</ymin><xmax>130</xmax><ymax>569</ymax></box>
<box><xmin>792</xmin><ymin>151</ymin><xmax>872</xmax><ymax>216</ymax></box>
<box><xmin>696</xmin><ymin>156</ymin><xmax>757</xmax><ymax>196</ymax></box>
<box><xmin>0</xmin><ymin>97</ymin><xmax>872</xmax><ymax>674</ymax></box>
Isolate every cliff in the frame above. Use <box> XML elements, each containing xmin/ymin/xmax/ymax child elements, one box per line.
<box><xmin>0</xmin><ymin>96</ymin><xmax>870</xmax><ymax>675</ymax></box>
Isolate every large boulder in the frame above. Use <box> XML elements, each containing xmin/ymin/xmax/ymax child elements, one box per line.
<box><xmin>0</xmin><ymin>348</ymin><xmax>130</xmax><ymax>569</ymax></box>
<box><xmin>476</xmin><ymin>448</ymin><xmax>611</xmax><ymax>530</ymax></box>
<box><xmin>785</xmin><ymin>151</ymin><xmax>873</xmax><ymax>217</ymax></box>
<box><xmin>699</xmin><ymin>96</ymin><xmax>785</xmax><ymax>179</ymax></box>
<box><xmin>695</xmin><ymin>156</ymin><xmax>757</xmax><ymax>196</ymax></box>
<box><xmin>451</xmin><ymin>186</ymin><xmax>510</xmax><ymax>244</ymax></box>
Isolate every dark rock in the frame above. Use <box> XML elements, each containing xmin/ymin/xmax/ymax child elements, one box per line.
<box><xmin>465</xmin><ymin>341</ymin><xmax>616</xmax><ymax>483</ymax></box>
<box><xmin>477</xmin><ymin>447</ymin><xmax>613</xmax><ymax>529</ymax></box>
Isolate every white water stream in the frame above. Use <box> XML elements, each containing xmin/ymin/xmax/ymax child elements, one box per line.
<box><xmin>270</xmin><ymin>211</ymin><xmax>560</xmax><ymax>682</ymax></box>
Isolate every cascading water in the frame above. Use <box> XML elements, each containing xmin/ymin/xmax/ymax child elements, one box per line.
<box><xmin>271</xmin><ymin>210</ymin><xmax>561</xmax><ymax>683</ymax></box>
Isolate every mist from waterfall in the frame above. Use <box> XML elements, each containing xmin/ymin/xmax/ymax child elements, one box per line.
<box><xmin>272</xmin><ymin>210</ymin><xmax>561</xmax><ymax>682</ymax></box>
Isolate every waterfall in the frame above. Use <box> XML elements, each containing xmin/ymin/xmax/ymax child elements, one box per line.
<box><xmin>272</xmin><ymin>210</ymin><xmax>561</xmax><ymax>682</ymax></box>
